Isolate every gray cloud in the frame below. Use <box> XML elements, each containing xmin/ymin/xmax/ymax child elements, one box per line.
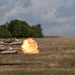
<box><xmin>0</xmin><ymin>0</ymin><xmax>75</xmax><ymax>36</ymax></box>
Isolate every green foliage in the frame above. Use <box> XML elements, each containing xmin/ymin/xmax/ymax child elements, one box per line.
<box><xmin>7</xmin><ymin>19</ymin><xmax>30</xmax><ymax>38</ymax></box>
<box><xmin>1</xmin><ymin>22</ymin><xmax>9</xmax><ymax>29</ymax></box>
<box><xmin>0</xmin><ymin>27</ymin><xmax>11</xmax><ymax>38</ymax></box>
<box><xmin>0</xmin><ymin>19</ymin><xmax>43</xmax><ymax>38</ymax></box>
<box><xmin>30</xmin><ymin>24</ymin><xmax>43</xmax><ymax>37</ymax></box>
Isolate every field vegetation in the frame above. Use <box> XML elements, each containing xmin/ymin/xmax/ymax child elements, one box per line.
<box><xmin>0</xmin><ymin>37</ymin><xmax>75</xmax><ymax>75</ymax></box>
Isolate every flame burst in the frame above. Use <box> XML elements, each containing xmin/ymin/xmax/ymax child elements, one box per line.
<box><xmin>21</xmin><ymin>38</ymin><xmax>39</xmax><ymax>54</ymax></box>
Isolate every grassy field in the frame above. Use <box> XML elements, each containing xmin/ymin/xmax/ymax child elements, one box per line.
<box><xmin>0</xmin><ymin>37</ymin><xmax>75</xmax><ymax>75</ymax></box>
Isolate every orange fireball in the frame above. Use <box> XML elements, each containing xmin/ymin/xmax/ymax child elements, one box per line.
<box><xmin>21</xmin><ymin>38</ymin><xmax>39</xmax><ymax>54</ymax></box>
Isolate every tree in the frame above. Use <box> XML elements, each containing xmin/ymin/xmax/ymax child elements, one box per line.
<box><xmin>31</xmin><ymin>24</ymin><xmax>43</xmax><ymax>37</ymax></box>
<box><xmin>0</xmin><ymin>27</ymin><xmax>11</xmax><ymax>38</ymax></box>
<box><xmin>1</xmin><ymin>22</ymin><xmax>9</xmax><ymax>29</ymax></box>
<box><xmin>0</xmin><ymin>19</ymin><xmax>43</xmax><ymax>38</ymax></box>
<box><xmin>7</xmin><ymin>19</ymin><xmax>30</xmax><ymax>38</ymax></box>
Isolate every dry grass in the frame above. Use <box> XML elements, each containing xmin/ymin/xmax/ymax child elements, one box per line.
<box><xmin>0</xmin><ymin>37</ymin><xmax>75</xmax><ymax>74</ymax></box>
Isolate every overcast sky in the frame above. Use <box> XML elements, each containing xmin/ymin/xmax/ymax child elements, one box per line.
<box><xmin>0</xmin><ymin>0</ymin><xmax>75</xmax><ymax>36</ymax></box>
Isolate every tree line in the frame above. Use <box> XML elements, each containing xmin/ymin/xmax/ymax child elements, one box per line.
<box><xmin>0</xmin><ymin>19</ymin><xmax>43</xmax><ymax>38</ymax></box>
